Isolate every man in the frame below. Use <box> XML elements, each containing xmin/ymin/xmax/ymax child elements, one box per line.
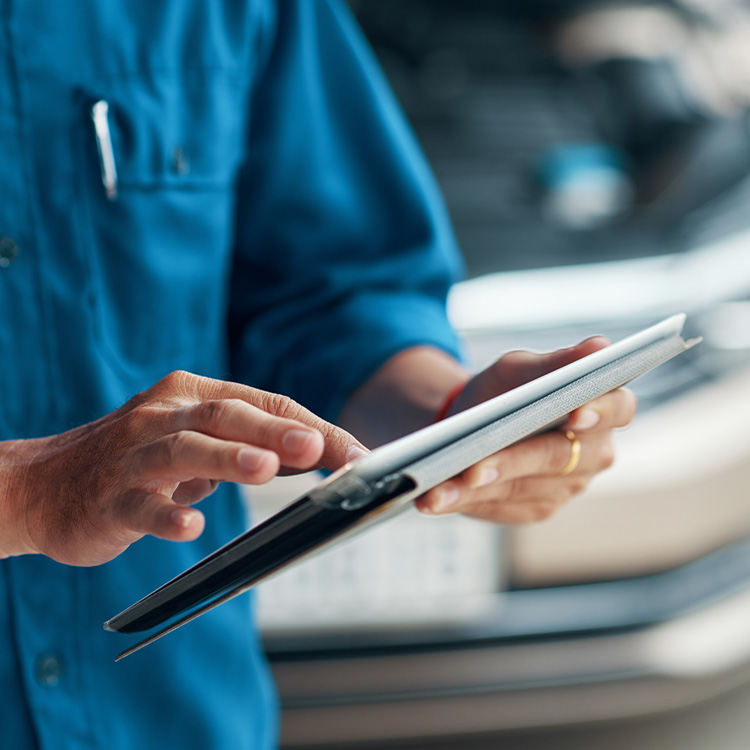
<box><xmin>0</xmin><ymin>1</ymin><xmax>635</xmax><ymax>748</ymax></box>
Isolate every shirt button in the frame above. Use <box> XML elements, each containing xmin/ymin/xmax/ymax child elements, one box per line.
<box><xmin>35</xmin><ymin>653</ymin><xmax>63</xmax><ymax>687</ymax></box>
<box><xmin>0</xmin><ymin>237</ymin><xmax>20</xmax><ymax>268</ymax></box>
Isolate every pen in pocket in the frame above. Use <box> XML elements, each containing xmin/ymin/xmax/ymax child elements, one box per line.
<box><xmin>91</xmin><ymin>100</ymin><xmax>118</xmax><ymax>200</ymax></box>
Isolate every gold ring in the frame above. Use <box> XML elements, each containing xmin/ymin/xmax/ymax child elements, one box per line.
<box><xmin>560</xmin><ymin>430</ymin><xmax>581</xmax><ymax>476</ymax></box>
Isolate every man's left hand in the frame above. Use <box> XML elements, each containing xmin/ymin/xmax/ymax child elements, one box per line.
<box><xmin>416</xmin><ymin>337</ymin><xmax>637</xmax><ymax>523</ymax></box>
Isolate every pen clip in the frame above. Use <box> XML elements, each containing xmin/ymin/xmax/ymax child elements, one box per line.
<box><xmin>91</xmin><ymin>100</ymin><xmax>118</xmax><ymax>201</ymax></box>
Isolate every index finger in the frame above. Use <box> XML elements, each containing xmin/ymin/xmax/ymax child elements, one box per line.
<box><xmin>460</xmin><ymin>387</ymin><xmax>636</xmax><ymax>488</ymax></box>
<box><xmin>565</xmin><ymin>387</ymin><xmax>637</xmax><ymax>432</ymax></box>
<box><xmin>175</xmin><ymin>399</ymin><xmax>326</xmax><ymax>471</ymax></box>
<box><xmin>152</xmin><ymin>371</ymin><xmax>367</xmax><ymax>471</ymax></box>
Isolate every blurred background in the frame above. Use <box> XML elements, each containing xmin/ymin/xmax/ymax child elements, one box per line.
<box><xmin>250</xmin><ymin>1</ymin><xmax>750</xmax><ymax>747</ymax></box>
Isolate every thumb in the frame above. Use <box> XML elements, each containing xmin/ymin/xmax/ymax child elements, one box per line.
<box><xmin>533</xmin><ymin>336</ymin><xmax>611</xmax><ymax>377</ymax></box>
<box><xmin>122</xmin><ymin>491</ymin><xmax>206</xmax><ymax>542</ymax></box>
<box><xmin>462</xmin><ymin>336</ymin><xmax>611</xmax><ymax>407</ymax></box>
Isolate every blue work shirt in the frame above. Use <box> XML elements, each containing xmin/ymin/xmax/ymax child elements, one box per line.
<box><xmin>0</xmin><ymin>1</ymin><xmax>462</xmax><ymax>748</ymax></box>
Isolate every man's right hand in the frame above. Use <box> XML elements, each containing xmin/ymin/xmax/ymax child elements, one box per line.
<box><xmin>0</xmin><ymin>371</ymin><xmax>367</xmax><ymax>567</ymax></box>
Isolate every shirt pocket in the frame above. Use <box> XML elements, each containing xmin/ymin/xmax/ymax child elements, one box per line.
<box><xmin>75</xmin><ymin>69</ymin><xmax>247</xmax><ymax>378</ymax></box>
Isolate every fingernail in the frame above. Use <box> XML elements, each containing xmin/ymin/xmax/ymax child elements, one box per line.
<box><xmin>432</xmin><ymin>484</ymin><xmax>461</xmax><ymax>513</ymax></box>
<box><xmin>347</xmin><ymin>445</ymin><xmax>370</xmax><ymax>463</ymax></box>
<box><xmin>574</xmin><ymin>409</ymin><xmax>600</xmax><ymax>430</ymax></box>
<box><xmin>472</xmin><ymin>467</ymin><xmax>499</xmax><ymax>488</ymax></box>
<box><xmin>282</xmin><ymin>429</ymin><xmax>317</xmax><ymax>456</ymax></box>
<box><xmin>239</xmin><ymin>448</ymin><xmax>267</xmax><ymax>472</ymax></box>
<box><xmin>170</xmin><ymin>508</ymin><xmax>195</xmax><ymax>529</ymax></box>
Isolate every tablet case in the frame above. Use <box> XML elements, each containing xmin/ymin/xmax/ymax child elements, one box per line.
<box><xmin>106</xmin><ymin>314</ymin><xmax>699</xmax><ymax>659</ymax></box>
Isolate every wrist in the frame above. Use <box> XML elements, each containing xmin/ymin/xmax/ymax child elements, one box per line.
<box><xmin>339</xmin><ymin>346</ymin><xmax>472</xmax><ymax>445</ymax></box>
<box><xmin>433</xmin><ymin>381</ymin><xmax>468</xmax><ymax>422</ymax></box>
<box><xmin>0</xmin><ymin>439</ymin><xmax>41</xmax><ymax>558</ymax></box>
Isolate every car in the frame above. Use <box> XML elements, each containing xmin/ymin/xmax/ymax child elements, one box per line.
<box><xmin>248</xmin><ymin>2</ymin><xmax>750</xmax><ymax>746</ymax></box>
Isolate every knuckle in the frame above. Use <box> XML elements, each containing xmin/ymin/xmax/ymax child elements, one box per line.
<box><xmin>124</xmin><ymin>388</ymin><xmax>150</xmax><ymax>409</ymax></box>
<box><xmin>495</xmin><ymin>351</ymin><xmax>529</xmax><ymax>381</ymax></box>
<box><xmin>117</xmin><ymin>406</ymin><xmax>145</xmax><ymax>440</ymax></box>
<box><xmin>153</xmin><ymin>370</ymin><xmax>208</xmax><ymax>403</ymax></box>
<box><xmin>163</xmin><ymin>430</ymin><xmax>190</xmax><ymax>464</ymax></box>
<box><xmin>499</xmin><ymin>350</ymin><xmax>528</xmax><ymax>368</ymax></box>
<box><xmin>161</xmin><ymin>370</ymin><xmax>191</xmax><ymax>390</ymax></box>
<box><xmin>568</xmin><ymin>476</ymin><xmax>589</xmax><ymax>496</ymax></box>
<box><xmin>598</xmin><ymin>441</ymin><xmax>616</xmax><ymax>471</ymax></box>
<box><xmin>499</xmin><ymin>497</ymin><xmax>559</xmax><ymax>524</ymax></box>
<box><xmin>502</xmin><ymin>477</ymin><xmax>524</xmax><ymax>503</ymax></box>
<box><xmin>549</xmin><ymin>491</ymin><xmax>568</xmax><ymax>507</ymax></box>
<box><xmin>532</xmin><ymin>492</ymin><xmax>568</xmax><ymax>519</ymax></box>
<box><xmin>115</xmin><ymin>403</ymin><xmax>161</xmax><ymax>447</ymax></box>
<box><xmin>258</xmin><ymin>391</ymin><xmax>301</xmax><ymax>421</ymax></box>
<box><xmin>549</xmin><ymin>437</ymin><xmax>568</xmax><ymax>473</ymax></box>
<box><xmin>197</xmin><ymin>399</ymin><xmax>238</xmax><ymax>431</ymax></box>
<box><xmin>494</xmin><ymin>450</ymin><xmax>519</xmax><ymax>481</ymax></box>
<box><xmin>463</xmin><ymin>498</ymin><xmax>506</xmax><ymax>523</ymax></box>
<box><xmin>621</xmin><ymin>388</ymin><xmax>638</xmax><ymax>421</ymax></box>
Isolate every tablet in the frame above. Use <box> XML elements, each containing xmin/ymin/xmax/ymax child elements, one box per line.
<box><xmin>106</xmin><ymin>313</ymin><xmax>699</xmax><ymax>659</ymax></box>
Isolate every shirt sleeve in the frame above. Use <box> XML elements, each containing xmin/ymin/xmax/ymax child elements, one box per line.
<box><xmin>228</xmin><ymin>0</ymin><xmax>465</xmax><ymax>423</ymax></box>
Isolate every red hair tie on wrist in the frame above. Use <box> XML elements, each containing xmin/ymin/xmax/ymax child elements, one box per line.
<box><xmin>434</xmin><ymin>382</ymin><xmax>467</xmax><ymax>423</ymax></box>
